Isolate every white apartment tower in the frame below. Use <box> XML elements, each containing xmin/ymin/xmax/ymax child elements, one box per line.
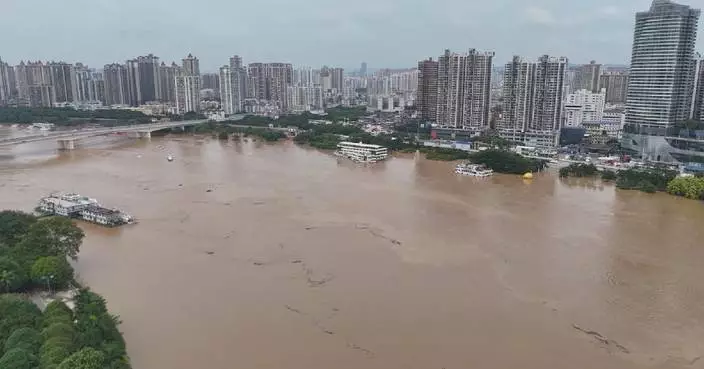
<box><xmin>219</xmin><ymin>66</ymin><xmax>235</xmax><ymax>115</ymax></box>
<box><xmin>435</xmin><ymin>49</ymin><xmax>494</xmax><ymax>130</ymax></box>
<box><xmin>175</xmin><ymin>54</ymin><xmax>201</xmax><ymax>114</ymax></box>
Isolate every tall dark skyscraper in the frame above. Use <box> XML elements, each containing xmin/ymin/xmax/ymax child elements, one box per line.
<box><xmin>360</xmin><ymin>62</ymin><xmax>367</xmax><ymax>77</ymax></box>
<box><xmin>623</xmin><ymin>0</ymin><xmax>701</xmax><ymax>162</ymax></box>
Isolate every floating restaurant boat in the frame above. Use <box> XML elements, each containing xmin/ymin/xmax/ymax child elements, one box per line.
<box><xmin>454</xmin><ymin>163</ymin><xmax>493</xmax><ymax>177</ymax></box>
<box><xmin>37</xmin><ymin>193</ymin><xmax>134</xmax><ymax>227</ymax></box>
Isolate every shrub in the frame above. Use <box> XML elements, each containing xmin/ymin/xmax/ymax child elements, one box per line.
<box><xmin>4</xmin><ymin>328</ymin><xmax>41</xmax><ymax>354</ymax></box>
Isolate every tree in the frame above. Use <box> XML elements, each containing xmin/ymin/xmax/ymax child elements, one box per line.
<box><xmin>43</xmin><ymin>301</ymin><xmax>74</xmax><ymax>328</ymax></box>
<box><xmin>0</xmin><ymin>257</ymin><xmax>29</xmax><ymax>292</ymax></box>
<box><xmin>41</xmin><ymin>323</ymin><xmax>76</xmax><ymax>343</ymax></box>
<box><xmin>667</xmin><ymin>176</ymin><xmax>704</xmax><ymax>200</ymax></box>
<box><xmin>0</xmin><ymin>348</ymin><xmax>38</xmax><ymax>369</ymax></box>
<box><xmin>0</xmin><ymin>211</ymin><xmax>36</xmax><ymax>248</ymax></box>
<box><xmin>39</xmin><ymin>338</ymin><xmax>74</xmax><ymax>369</ymax></box>
<box><xmin>17</xmin><ymin>217</ymin><xmax>84</xmax><ymax>261</ymax></box>
<box><xmin>0</xmin><ymin>296</ymin><xmax>42</xmax><ymax>351</ymax></box>
<box><xmin>4</xmin><ymin>328</ymin><xmax>41</xmax><ymax>354</ymax></box>
<box><xmin>31</xmin><ymin>256</ymin><xmax>74</xmax><ymax>290</ymax></box>
<box><xmin>57</xmin><ymin>348</ymin><xmax>105</xmax><ymax>369</ymax></box>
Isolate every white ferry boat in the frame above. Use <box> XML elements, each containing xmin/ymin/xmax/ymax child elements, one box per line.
<box><xmin>37</xmin><ymin>193</ymin><xmax>133</xmax><ymax>227</ymax></box>
<box><xmin>454</xmin><ymin>163</ymin><xmax>493</xmax><ymax>177</ymax></box>
<box><xmin>335</xmin><ymin>141</ymin><xmax>388</xmax><ymax>163</ymax></box>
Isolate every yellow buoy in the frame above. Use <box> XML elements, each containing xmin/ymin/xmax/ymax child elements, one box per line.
<box><xmin>523</xmin><ymin>172</ymin><xmax>534</xmax><ymax>179</ymax></box>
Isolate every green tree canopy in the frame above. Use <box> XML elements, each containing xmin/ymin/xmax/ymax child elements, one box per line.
<box><xmin>57</xmin><ymin>347</ymin><xmax>105</xmax><ymax>369</ymax></box>
<box><xmin>0</xmin><ymin>296</ymin><xmax>42</xmax><ymax>351</ymax></box>
<box><xmin>41</xmin><ymin>323</ymin><xmax>76</xmax><ymax>343</ymax></box>
<box><xmin>0</xmin><ymin>348</ymin><xmax>38</xmax><ymax>369</ymax></box>
<box><xmin>17</xmin><ymin>217</ymin><xmax>84</xmax><ymax>261</ymax></box>
<box><xmin>0</xmin><ymin>211</ymin><xmax>36</xmax><ymax>248</ymax></box>
<box><xmin>43</xmin><ymin>301</ymin><xmax>74</xmax><ymax>327</ymax></box>
<box><xmin>4</xmin><ymin>328</ymin><xmax>41</xmax><ymax>354</ymax></box>
<box><xmin>30</xmin><ymin>256</ymin><xmax>74</xmax><ymax>290</ymax></box>
<box><xmin>39</xmin><ymin>338</ymin><xmax>74</xmax><ymax>369</ymax></box>
<box><xmin>0</xmin><ymin>257</ymin><xmax>30</xmax><ymax>293</ymax></box>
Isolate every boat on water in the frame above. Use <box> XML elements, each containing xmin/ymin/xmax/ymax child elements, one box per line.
<box><xmin>454</xmin><ymin>163</ymin><xmax>493</xmax><ymax>177</ymax></box>
<box><xmin>37</xmin><ymin>192</ymin><xmax>134</xmax><ymax>227</ymax></box>
<box><xmin>167</xmin><ymin>154</ymin><xmax>174</xmax><ymax>162</ymax></box>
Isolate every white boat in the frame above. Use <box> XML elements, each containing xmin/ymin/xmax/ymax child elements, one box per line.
<box><xmin>167</xmin><ymin>155</ymin><xmax>174</xmax><ymax>162</ymax></box>
<box><xmin>455</xmin><ymin>163</ymin><xmax>493</xmax><ymax>177</ymax></box>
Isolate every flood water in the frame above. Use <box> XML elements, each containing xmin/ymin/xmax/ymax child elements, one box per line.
<box><xmin>1</xmin><ymin>128</ymin><xmax>703</xmax><ymax>369</ymax></box>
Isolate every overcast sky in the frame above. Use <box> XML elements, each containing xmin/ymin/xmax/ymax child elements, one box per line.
<box><xmin>2</xmin><ymin>0</ymin><xmax>703</xmax><ymax>72</ymax></box>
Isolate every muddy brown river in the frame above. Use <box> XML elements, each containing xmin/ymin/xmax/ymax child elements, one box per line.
<box><xmin>1</xmin><ymin>128</ymin><xmax>703</xmax><ymax>369</ymax></box>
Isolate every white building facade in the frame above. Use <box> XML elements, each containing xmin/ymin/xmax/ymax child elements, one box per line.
<box><xmin>563</xmin><ymin>88</ymin><xmax>606</xmax><ymax>127</ymax></box>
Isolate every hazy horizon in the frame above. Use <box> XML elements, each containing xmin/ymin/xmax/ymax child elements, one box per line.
<box><xmin>3</xmin><ymin>0</ymin><xmax>703</xmax><ymax>72</ymax></box>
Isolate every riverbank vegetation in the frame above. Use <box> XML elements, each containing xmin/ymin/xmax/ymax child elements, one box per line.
<box><xmin>559</xmin><ymin>164</ymin><xmax>599</xmax><ymax>178</ymax></box>
<box><xmin>468</xmin><ymin>149</ymin><xmax>547</xmax><ymax>174</ymax></box>
<box><xmin>0</xmin><ymin>210</ymin><xmax>130</xmax><ymax>369</ymax></box>
<box><xmin>188</xmin><ymin>122</ymin><xmax>286</xmax><ymax>142</ymax></box>
<box><xmin>615</xmin><ymin>168</ymin><xmax>678</xmax><ymax>193</ymax></box>
<box><xmin>666</xmin><ymin>176</ymin><xmax>704</xmax><ymax>200</ymax></box>
<box><xmin>0</xmin><ymin>107</ymin><xmax>150</xmax><ymax>125</ymax></box>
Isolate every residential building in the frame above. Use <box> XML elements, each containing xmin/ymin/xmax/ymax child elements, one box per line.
<box><xmin>229</xmin><ymin>56</ymin><xmax>247</xmax><ymax>113</ymax></box>
<box><xmin>690</xmin><ymin>54</ymin><xmax>704</xmax><ymax>120</ymax></box>
<box><xmin>201</xmin><ymin>73</ymin><xmax>219</xmax><ymax>91</ymax></box>
<box><xmin>287</xmin><ymin>85</ymin><xmax>324</xmax><ymax>112</ymax></box>
<box><xmin>48</xmin><ymin>62</ymin><xmax>75</xmax><ymax>103</ymax></box>
<box><xmin>571</xmin><ymin>61</ymin><xmax>602</xmax><ymax>93</ymax></box>
<box><xmin>360</xmin><ymin>62</ymin><xmax>368</xmax><ymax>77</ymax></box>
<box><xmin>500</xmin><ymin>55</ymin><xmax>568</xmax><ymax>147</ymax></box>
<box><xmin>563</xmin><ymin>88</ymin><xmax>606</xmax><ymax>127</ymax></box>
<box><xmin>159</xmin><ymin>62</ymin><xmax>180</xmax><ymax>104</ymax></box>
<box><xmin>435</xmin><ymin>49</ymin><xmax>494</xmax><ymax>130</ymax></box>
<box><xmin>331</xmin><ymin>67</ymin><xmax>344</xmax><ymax>90</ymax></box>
<box><xmin>219</xmin><ymin>66</ymin><xmax>235</xmax><ymax>115</ymax></box>
<box><xmin>416</xmin><ymin>58</ymin><xmax>439</xmax><ymax>122</ymax></box>
<box><xmin>0</xmin><ymin>58</ymin><xmax>13</xmax><ymax>104</ymax></box>
<box><xmin>103</xmin><ymin>63</ymin><xmax>130</xmax><ymax>106</ymax></box>
<box><xmin>623</xmin><ymin>0</ymin><xmax>700</xmax><ymax>162</ymax></box>
<box><xmin>15</xmin><ymin>61</ymin><xmax>54</xmax><ymax>107</ymax></box>
<box><xmin>598</xmin><ymin>71</ymin><xmax>629</xmax><ymax>104</ymax></box>
<box><xmin>175</xmin><ymin>54</ymin><xmax>201</xmax><ymax>114</ymax></box>
<box><xmin>247</xmin><ymin>62</ymin><xmax>292</xmax><ymax>111</ymax></box>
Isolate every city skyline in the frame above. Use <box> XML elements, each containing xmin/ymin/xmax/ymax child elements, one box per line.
<box><xmin>3</xmin><ymin>0</ymin><xmax>704</xmax><ymax>71</ymax></box>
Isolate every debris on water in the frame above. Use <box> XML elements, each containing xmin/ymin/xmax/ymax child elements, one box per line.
<box><xmin>206</xmin><ymin>189</ymin><xmax>213</xmax><ymax>193</ymax></box>
<box><xmin>291</xmin><ymin>259</ymin><xmax>303</xmax><ymax>264</ymax></box>
<box><xmin>304</xmin><ymin>226</ymin><xmax>315</xmax><ymax>230</ymax></box>
<box><xmin>178</xmin><ymin>184</ymin><xmax>183</xmax><ymax>187</ymax></box>
<box><xmin>205</xmin><ymin>251</ymin><xmax>215</xmax><ymax>255</ymax></box>
<box><xmin>253</xmin><ymin>261</ymin><xmax>265</xmax><ymax>266</ymax></box>
<box><xmin>572</xmin><ymin>324</ymin><xmax>629</xmax><ymax>354</ymax></box>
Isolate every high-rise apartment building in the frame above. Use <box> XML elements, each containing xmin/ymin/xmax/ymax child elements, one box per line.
<box><xmin>159</xmin><ymin>62</ymin><xmax>180</xmax><ymax>105</ymax></box>
<box><xmin>690</xmin><ymin>54</ymin><xmax>704</xmax><ymax>121</ymax></box>
<box><xmin>229</xmin><ymin>56</ymin><xmax>247</xmax><ymax>113</ymax></box>
<box><xmin>219</xmin><ymin>66</ymin><xmax>235</xmax><ymax>115</ymax></box>
<box><xmin>201</xmin><ymin>73</ymin><xmax>219</xmax><ymax>91</ymax></box>
<box><xmin>330</xmin><ymin>68</ymin><xmax>344</xmax><ymax>90</ymax></box>
<box><xmin>563</xmin><ymin>89</ymin><xmax>606</xmax><ymax>127</ymax></box>
<box><xmin>175</xmin><ymin>54</ymin><xmax>201</xmax><ymax>114</ymax></box>
<box><xmin>571</xmin><ymin>61</ymin><xmax>602</xmax><ymax>93</ymax></box>
<box><xmin>360</xmin><ymin>62</ymin><xmax>368</xmax><ymax>77</ymax></box>
<box><xmin>598</xmin><ymin>71</ymin><xmax>629</xmax><ymax>104</ymax></box>
<box><xmin>435</xmin><ymin>49</ymin><xmax>494</xmax><ymax>130</ymax></box>
<box><xmin>623</xmin><ymin>0</ymin><xmax>700</xmax><ymax>162</ymax></box>
<box><xmin>123</xmin><ymin>54</ymin><xmax>161</xmax><ymax>105</ymax></box>
<box><xmin>416</xmin><ymin>58</ymin><xmax>439</xmax><ymax>122</ymax></box>
<box><xmin>15</xmin><ymin>61</ymin><xmax>54</xmax><ymax>107</ymax></box>
<box><xmin>73</xmin><ymin>64</ymin><xmax>105</xmax><ymax>103</ymax></box>
<box><xmin>103</xmin><ymin>63</ymin><xmax>130</xmax><ymax>106</ymax></box>
<box><xmin>500</xmin><ymin>55</ymin><xmax>568</xmax><ymax>147</ymax></box>
<box><xmin>48</xmin><ymin>62</ymin><xmax>75</xmax><ymax>103</ymax></box>
<box><xmin>0</xmin><ymin>58</ymin><xmax>13</xmax><ymax>104</ymax></box>
<box><xmin>247</xmin><ymin>62</ymin><xmax>292</xmax><ymax>110</ymax></box>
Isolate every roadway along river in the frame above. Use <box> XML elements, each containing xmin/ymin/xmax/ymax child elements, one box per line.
<box><xmin>1</xmin><ymin>130</ymin><xmax>703</xmax><ymax>369</ymax></box>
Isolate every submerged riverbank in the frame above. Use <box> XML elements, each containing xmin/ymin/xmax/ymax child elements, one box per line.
<box><xmin>1</xmin><ymin>136</ymin><xmax>704</xmax><ymax>369</ymax></box>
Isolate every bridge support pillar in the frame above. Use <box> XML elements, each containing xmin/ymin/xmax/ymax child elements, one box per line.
<box><xmin>57</xmin><ymin>139</ymin><xmax>76</xmax><ymax>150</ymax></box>
<box><xmin>129</xmin><ymin>131</ymin><xmax>151</xmax><ymax>139</ymax></box>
